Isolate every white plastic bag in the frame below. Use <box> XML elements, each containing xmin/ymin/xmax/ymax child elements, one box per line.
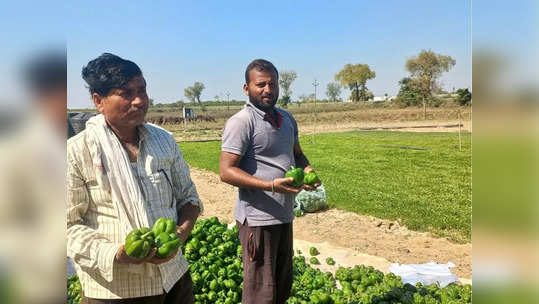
<box><xmin>295</xmin><ymin>184</ymin><xmax>327</xmax><ymax>213</ymax></box>
<box><xmin>389</xmin><ymin>261</ymin><xmax>458</xmax><ymax>287</ymax></box>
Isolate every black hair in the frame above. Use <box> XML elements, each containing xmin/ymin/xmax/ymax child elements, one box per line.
<box><xmin>81</xmin><ymin>53</ymin><xmax>142</xmax><ymax>96</ymax></box>
<box><xmin>245</xmin><ymin>59</ymin><xmax>278</xmax><ymax>84</ymax></box>
<box><xmin>23</xmin><ymin>49</ymin><xmax>66</xmax><ymax>94</ymax></box>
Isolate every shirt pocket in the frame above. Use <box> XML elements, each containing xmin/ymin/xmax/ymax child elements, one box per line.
<box><xmin>147</xmin><ymin>167</ymin><xmax>175</xmax><ymax>209</ymax></box>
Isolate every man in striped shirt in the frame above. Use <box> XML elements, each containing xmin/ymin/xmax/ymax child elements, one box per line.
<box><xmin>67</xmin><ymin>53</ymin><xmax>202</xmax><ymax>303</ymax></box>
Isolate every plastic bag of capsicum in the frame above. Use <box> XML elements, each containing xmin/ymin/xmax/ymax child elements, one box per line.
<box><xmin>295</xmin><ymin>184</ymin><xmax>327</xmax><ymax>213</ymax></box>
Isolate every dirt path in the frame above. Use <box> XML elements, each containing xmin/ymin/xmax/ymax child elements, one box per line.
<box><xmin>191</xmin><ymin>168</ymin><xmax>471</xmax><ymax>279</ymax></box>
<box><xmin>172</xmin><ymin>119</ymin><xmax>471</xmax><ymax>142</ymax></box>
<box><xmin>298</xmin><ymin>120</ymin><xmax>471</xmax><ymax>135</ymax></box>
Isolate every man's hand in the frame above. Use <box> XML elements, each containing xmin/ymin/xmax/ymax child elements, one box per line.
<box><xmin>177</xmin><ymin>203</ymin><xmax>200</xmax><ymax>243</ymax></box>
<box><xmin>176</xmin><ymin>226</ymin><xmax>190</xmax><ymax>243</ymax></box>
<box><xmin>301</xmin><ymin>165</ymin><xmax>321</xmax><ymax>191</ymax></box>
<box><xmin>115</xmin><ymin>245</ymin><xmax>156</xmax><ymax>264</ymax></box>
<box><xmin>303</xmin><ymin>165</ymin><xmax>315</xmax><ymax>174</ymax></box>
<box><xmin>115</xmin><ymin>245</ymin><xmax>178</xmax><ymax>265</ymax></box>
<box><xmin>301</xmin><ymin>182</ymin><xmax>321</xmax><ymax>191</ymax></box>
<box><xmin>273</xmin><ymin>177</ymin><xmax>302</xmax><ymax>194</ymax></box>
<box><xmin>145</xmin><ymin>247</ymin><xmax>178</xmax><ymax>265</ymax></box>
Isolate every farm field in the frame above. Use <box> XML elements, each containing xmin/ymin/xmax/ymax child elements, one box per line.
<box><xmin>155</xmin><ymin>105</ymin><xmax>471</xmax><ymax>141</ymax></box>
<box><xmin>179</xmin><ymin>130</ymin><xmax>471</xmax><ymax>243</ymax></box>
<box><xmin>70</xmin><ymin>104</ymin><xmax>471</xmax><ymax>140</ymax></box>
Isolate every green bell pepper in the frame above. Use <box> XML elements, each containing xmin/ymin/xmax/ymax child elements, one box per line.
<box><xmin>154</xmin><ymin>231</ymin><xmax>171</xmax><ymax>247</ymax></box>
<box><xmin>209</xmin><ymin>279</ymin><xmax>219</xmax><ymax>291</ymax></box>
<box><xmin>152</xmin><ymin>218</ymin><xmax>166</xmax><ymax>236</ymax></box>
<box><xmin>223</xmin><ymin>279</ymin><xmax>237</xmax><ymax>289</ymax></box>
<box><xmin>152</xmin><ymin>217</ymin><xmax>181</xmax><ymax>258</ymax></box>
<box><xmin>285</xmin><ymin>166</ymin><xmax>304</xmax><ymax>187</ymax></box>
<box><xmin>153</xmin><ymin>217</ymin><xmax>176</xmax><ymax>236</ymax></box>
<box><xmin>303</xmin><ymin>171</ymin><xmax>320</xmax><ymax>186</ymax></box>
<box><xmin>124</xmin><ymin>228</ymin><xmax>154</xmax><ymax>259</ymax></box>
<box><xmin>156</xmin><ymin>238</ymin><xmax>181</xmax><ymax>258</ymax></box>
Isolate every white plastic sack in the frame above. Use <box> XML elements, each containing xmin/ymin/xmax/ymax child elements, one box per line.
<box><xmin>389</xmin><ymin>261</ymin><xmax>458</xmax><ymax>287</ymax></box>
<box><xmin>295</xmin><ymin>184</ymin><xmax>327</xmax><ymax>213</ymax></box>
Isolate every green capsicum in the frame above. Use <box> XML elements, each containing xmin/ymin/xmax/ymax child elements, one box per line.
<box><xmin>303</xmin><ymin>171</ymin><xmax>320</xmax><ymax>186</ymax></box>
<box><xmin>152</xmin><ymin>217</ymin><xmax>181</xmax><ymax>258</ymax></box>
<box><xmin>152</xmin><ymin>217</ymin><xmax>176</xmax><ymax>236</ymax></box>
<box><xmin>124</xmin><ymin>227</ymin><xmax>154</xmax><ymax>259</ymax></box>
<box><xmin>285</xmin><ymin>166</ymin><xmax>304</xmax><ymax>187</ymax></box>
<box><xmin>156</xmin><ymin>238</ymin><xmax>181</xmax><ymax>258</ymax></box>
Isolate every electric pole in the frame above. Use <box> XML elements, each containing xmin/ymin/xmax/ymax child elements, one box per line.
<box><xmin>226</xmin><ymin>91</ymin><xmax>231</xmax><ymax>112</ymax></box>
<box><xmin>312</xmin><ymin>79</ymin><xmax>319</xmax><ymax>144</ymax></box>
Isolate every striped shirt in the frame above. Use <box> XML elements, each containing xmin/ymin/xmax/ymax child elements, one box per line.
<box><xmin>67</xmin><ymin>122</ymin><xmax>203</xmax><ymax>299</ymax></box>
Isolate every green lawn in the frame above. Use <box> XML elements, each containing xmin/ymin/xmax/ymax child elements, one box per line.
<box><xmin>179</xmin><ymin>131</ymin><xmax>471</xmax><ymax>243</ymax></box>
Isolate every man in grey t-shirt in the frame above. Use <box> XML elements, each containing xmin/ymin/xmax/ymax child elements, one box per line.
<box><xmin>220</xmin><ymin>59</ymin><xmax>320</xmax><ymax>304</ymax></box>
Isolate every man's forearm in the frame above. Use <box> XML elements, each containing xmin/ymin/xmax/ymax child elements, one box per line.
<box><xmin>177</xmin><ymin>203</ymin><xmax>200</xmax><ymax>242</ymax></box>
<box><xmin>67</xmin><ymin>223</ymin><xmax>119</xmax><ymax>281</ymax></box>
<box><xmin>220</xmin><ymin>167</ymin><xmax>272</xmax><ymax>191</ymax></box>
<box><xmin>294</xmin><ymin>152</ymin><xmax>310</xmax><ymax>169</ymax></box>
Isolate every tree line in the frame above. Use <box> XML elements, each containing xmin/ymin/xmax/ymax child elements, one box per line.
<box><xmin>276</xmin><ymin>49</ymin><xmax>471</xmax><ymax>119</ymax></box>
<box><xmin>152</xmin><ymin>49</ymin><xmax>471</xmax><ymax>117</ymax></box>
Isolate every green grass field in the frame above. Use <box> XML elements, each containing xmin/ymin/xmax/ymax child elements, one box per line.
<box><xmin>179</xmin><ymin>131</ymin><xmax>471</xmax><ymax>243</ymax></box>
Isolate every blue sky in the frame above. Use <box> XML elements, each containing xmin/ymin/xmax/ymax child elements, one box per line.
<box><xmin>2</xmin><ymin>1</ymin><xmax>474</xmax><ymax>108</ymax></box>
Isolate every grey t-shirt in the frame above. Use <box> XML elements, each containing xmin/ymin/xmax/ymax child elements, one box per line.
<box><xmin>221</xmin><ymin>102</ymin><xmax>299</xmax><ymax>226</ymax></box>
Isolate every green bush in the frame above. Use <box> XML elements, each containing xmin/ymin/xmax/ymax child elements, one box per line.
<box><xmin>455</xmin><ymin>89</ymin><xmax>472</xmax><ymax>106</ymax></box>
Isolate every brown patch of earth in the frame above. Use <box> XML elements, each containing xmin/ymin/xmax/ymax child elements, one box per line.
<box><xmin>190</xmin><ymin>168</ymin><xmax>471</xmax><ymax>279</ymax></box>
<box><xmin>299</xmin><ymin>120</ymin><xmax>471</xmax><ymax>135</ymax></box>
<box><xmin>173</xmin><ymin>120</ymin><xmax>471</xmax><ymax>142</ymax></box>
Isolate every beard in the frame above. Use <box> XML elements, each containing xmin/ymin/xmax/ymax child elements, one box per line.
<box><xmin>249</xmin><ymin>93</ymin><xmax>278</xmax><ymax>112</ymax></box>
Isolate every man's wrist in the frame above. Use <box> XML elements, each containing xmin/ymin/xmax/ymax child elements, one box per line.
<box><xmin>114</xmin><ymin>245</ymin><xmax>127</xmax><ymax>263</ymax></box>
<box><xmin>264</xmin><ymin>179</ymin><xmax>273</xmax><ymax>192</ymax></box>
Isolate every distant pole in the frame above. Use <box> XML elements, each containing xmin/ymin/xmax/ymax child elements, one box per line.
<box><xmin>312</xmin><ymin>79</ymin><xmax>319</xmax><ymax>144</ymax></box>
<box><xmin>226</xmin><ymin>91</ymin><xmax>230</xmax><ymax>112</ymax></box>
<box><xmin>183</xmin><ymin>106</ymin><xmax>187</xmax><ymax>129</ymax></box>
<box><xmin>458</xmin><ymin>109</ymin><xmax>462</xmax><ymax>151</ymax></box>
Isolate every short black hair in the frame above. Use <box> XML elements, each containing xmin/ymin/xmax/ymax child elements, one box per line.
<box><xmin>23</xmin><ymin>49</ymin><xmax>66</xmax><ymax>94</ymax></box>
<box><xmin>245</xmin><ymin>59</ymin><xmax>279</xmax><ymax>84</ymax></box>
<box><xmin>82</xmin><ymin>53</ymin><xmax>142</xmax><ymax>96</ymax></box>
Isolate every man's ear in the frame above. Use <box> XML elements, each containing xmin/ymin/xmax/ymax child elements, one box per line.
<box><xmin>242</xmin><ymin>83</ymin><xmax>249</xmax><ymax>97</ymax></box>
<box><xmin>92</xmin><ymin>93</ymin><xmax>105</xmax><ymax>113</ymax></box>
